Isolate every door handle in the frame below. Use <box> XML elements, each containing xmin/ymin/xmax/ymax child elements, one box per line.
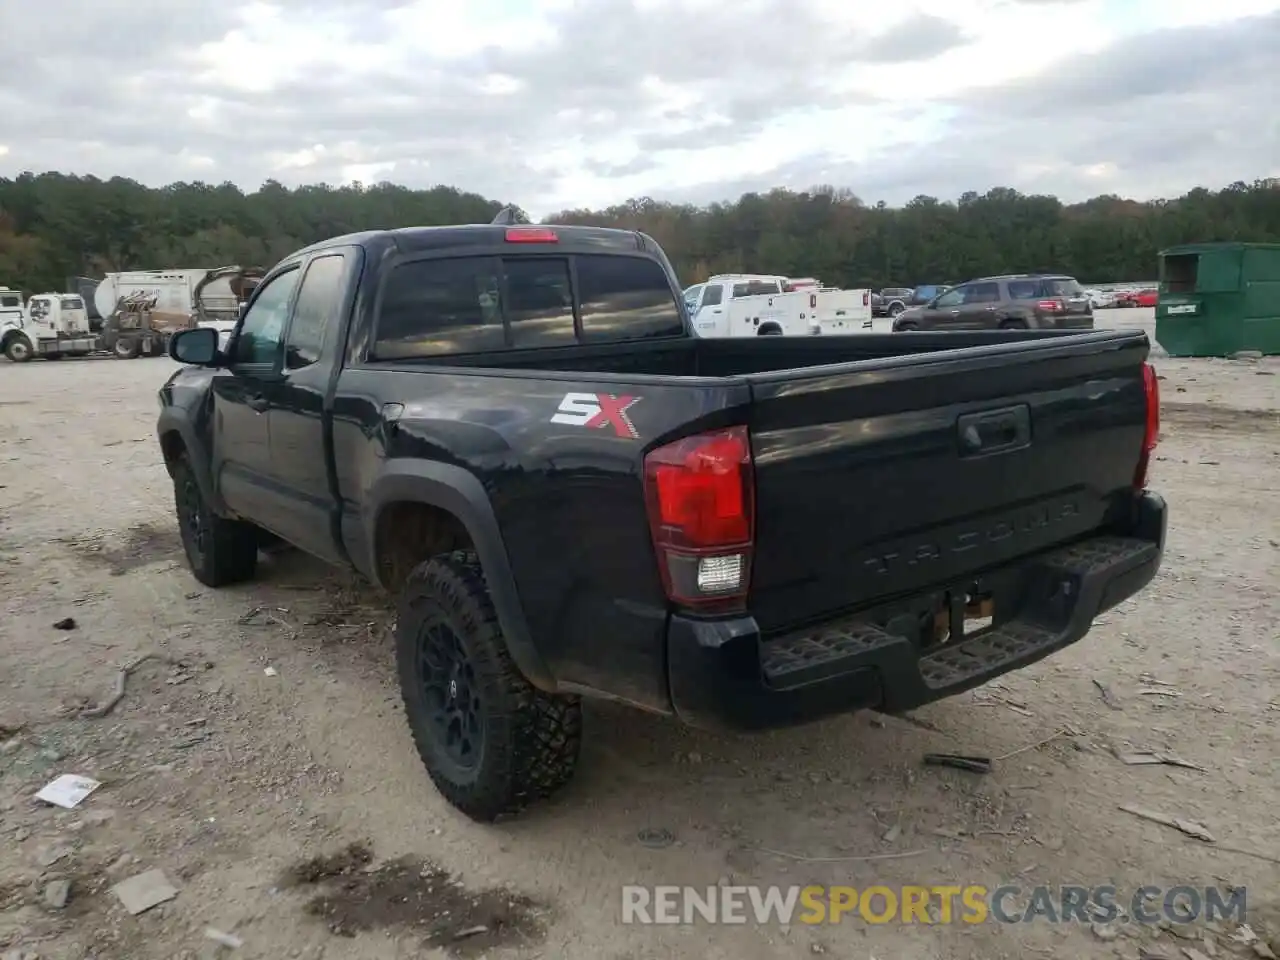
<box><xmin>957</xmin><ymin>405</ymin><xmax>1031</xmax><ymax>457</ymax></box>
<box><xmin>949</xmin><ymin>309</ymin><xmax>961</xmax><ymax>315</ymax></box>
<box><xmin>246</xmin><ymin>395</ymin><xmax>269</xmax><ymax>413</ymax></box>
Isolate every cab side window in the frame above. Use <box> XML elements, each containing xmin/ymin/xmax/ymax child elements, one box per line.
<box><xmin>285</xmin><ymin>255</ymin><xmax>345</xmax><ymax>369</ymax></box>
<box><xmin>233</xmin><ymin>268</ymin><xmax>300</xmax><ymax>366</ymax></box>
<box><xmin>963</xmin><ymin>282</ymin><xmax>1000</xmax><ymax>304</ymax></box>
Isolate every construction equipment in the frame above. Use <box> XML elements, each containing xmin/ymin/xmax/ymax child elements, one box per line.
<box><xmin>95</xmin><ymin>265</ymin><xmax>264</xmax><ymax>359</ymax></box>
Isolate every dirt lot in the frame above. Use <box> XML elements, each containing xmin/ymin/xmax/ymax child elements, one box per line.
<box><xmin>2</xmin><ymin>318</ymin><xmax>1278</xmax><ymax>960</ymax></box>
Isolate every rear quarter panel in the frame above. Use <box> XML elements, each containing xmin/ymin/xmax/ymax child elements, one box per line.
<box><xmin>332</xmin><ymin>365</ymin><xmax>749</xmax><ymax>711</ymax></box>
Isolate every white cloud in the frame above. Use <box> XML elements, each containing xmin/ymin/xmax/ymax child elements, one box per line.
<box><xmin>0</xmin><ymin>0</ymin><xmax>1277</xmax><ymax>218</ymax></box>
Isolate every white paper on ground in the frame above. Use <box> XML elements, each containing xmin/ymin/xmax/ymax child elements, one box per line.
<box><xmin>35</xmin><ymin>774</ymin><xmax>101</xmax><ymax>809</ymax></box>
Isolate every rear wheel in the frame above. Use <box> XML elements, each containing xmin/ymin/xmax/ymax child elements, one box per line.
<box><xmin>172</xmin><ymin>454</ymin><xmax>259</xmax><ymax>587</ymax></box>
<box><xmin>757</xmin><ymin>325</ymin><xmax>783</xmax><ymax>336</ymax></box>
<box><xmin>114</xmin><ymin>337</ymin><xmax>141</xmax><ymax>359</ymax></box>
<box><xmin>895</xmin><ymin>321</ymin><xmax>918</xmax><ymax>331</ymax></box>
<box><xmin>998</xmin><ymin>319</ymin><xmax>1028</xmax><ymax>330</ymax></box>
<box><xmin>396</xmin><ymin>552</ymin><xmax>582</xmax><ymax>822</ymax></box>
<box><xmin>889</xmin><ymin>302</ymin><xmax>905</xmax><ymax>317</ymax></box>
<box><xmin>4</xmin><ymin>335</ymin><xmax>33</xmax><ymax>363</ymax></box>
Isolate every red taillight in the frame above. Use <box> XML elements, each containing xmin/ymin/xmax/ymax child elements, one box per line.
<box><xmin>862</xmin><ymin>291</ymin><xmax>869</xmax><ymax>306</ymax></box>
<box><xmin>1134</xmin><ymin>362</ymin><xmax>1160</xmax><ymax>488</ymax></box>
<box><xmin>643</xmin><ymin>425</ymin><xmax>754</xmax><ymax>610</ymax></box>
<box><xmin>1037</xmin><ymin>299</ymin><xmax>1061</xmax><ymax>311</ymax></box>
<box><xmin>505</xmin><ymin>227</ymin><xmax>558</xmax><ymax>243</ymax></box>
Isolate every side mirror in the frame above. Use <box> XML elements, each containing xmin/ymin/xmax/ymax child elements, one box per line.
<box><xmin>169</xmin><ymin>327</ymin><xmax>220</xmax><ymax>366</ymax></box>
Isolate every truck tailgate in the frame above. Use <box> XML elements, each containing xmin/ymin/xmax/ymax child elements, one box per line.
<box><xmin>744</xmin><ymin>331</ymin><xmax>1151</xmax><ymax>635</ymax></box>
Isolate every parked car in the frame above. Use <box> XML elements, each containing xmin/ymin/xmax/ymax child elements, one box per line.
<box><xmin>911</xmin><ymin>284</ymin><xmax>950</xmax><ymax>305</ymax></box>
<box><xmin>894</xmin><ymin>274</ymin><xmax>1094</xmax><ymax>331</ymax></box>
<box><xmin>1084</xmin><ymin>288</ymin><xmax>1118</xmax><ymax>309</ymax></box>
<box><xmin>1115</xmin><ymin>288</ymin><xmax>1157</xmax><ymax>308</ymax></box>
<box><xmin>156</xmin><ymin>222</ymin><xmax>1165</xmax><ymax>822</ymax></box>
<box><xmin>872</xmin><ymin>287</ymin><xmax>913</xmax><ymax>318</ymax></box>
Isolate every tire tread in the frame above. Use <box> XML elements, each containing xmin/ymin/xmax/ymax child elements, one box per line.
<box><xmin>396</xmin><ymin>551</ymin><xmax>581</xmax><ymax>821</ymax></box>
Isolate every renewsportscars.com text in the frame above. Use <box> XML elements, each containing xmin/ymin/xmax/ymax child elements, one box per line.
<box><xmin>621</xmin><ymin>884</ymin><xmax>1246</xmax><ymax>926</ymax></box>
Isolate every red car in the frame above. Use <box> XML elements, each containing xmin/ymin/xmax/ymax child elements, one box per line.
<box><xmin>1118</xmin><ymin>289</ymin><xmax>1158</xmax><ymax>308</ymax></box>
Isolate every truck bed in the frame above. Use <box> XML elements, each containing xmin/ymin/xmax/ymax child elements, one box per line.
<box><xmin>373</xmin><ymin>328</ymin><xmax>1112</xmax><ymax>380</ymax></box>
<box><xmin>364</xmin><ymin>329</ymin><xmax>1152</xmax><ymax>637</ymax></box>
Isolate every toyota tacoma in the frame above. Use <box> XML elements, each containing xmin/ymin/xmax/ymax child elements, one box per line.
<box><xmin>156</xmin><ymin>220</ymin><xmax>1166</xmax><ymax>821</ymax></box>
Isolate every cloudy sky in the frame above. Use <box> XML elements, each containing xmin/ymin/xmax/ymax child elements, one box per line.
<box><xmin>1</xmin><ymin>0</ymin><xmax>1277</xmax><ymax>217</ymax></box>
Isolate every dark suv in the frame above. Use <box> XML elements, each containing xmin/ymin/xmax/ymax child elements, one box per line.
<box><xmin>872</xmin><ymin>287</ymin><xmax>914</xmax><ymax>318</ymax></box>
<box><xmin>893</xmin><ymin>275</ymin><xmax>1093</xmax><ymax>331</ymax></box>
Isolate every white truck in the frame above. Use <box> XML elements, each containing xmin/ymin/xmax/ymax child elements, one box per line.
<box><xmin>1</xmin><ymin>289</ymin><xmax>97</xmax><ymax>362</ymax></box>
<box><xmin>688</xmin><ymin>275</ymin><xmax>880</xmax><ymax>337</ymax></box>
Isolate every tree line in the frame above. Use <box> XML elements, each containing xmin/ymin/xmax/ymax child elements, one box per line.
<box><xmin>2</xmin><ymin>171</ymin><xmax>1278</xmax><ymax>295</ymax></box>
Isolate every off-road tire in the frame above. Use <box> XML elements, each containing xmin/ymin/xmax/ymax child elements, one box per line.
<box><xmin>4</xmin><ymin>334</ymin><xmax>33</xmax><ymax>363</ymax></box>
<box><xmin>171</xmin><ymin>453</ymin><xmax>259</xmax><ymax>587</ymax></box>
<box><xmin>114</xmin><ymin>337</ymin><xmax>141</xmax><ymax>359</ymax></box>
<box><xmin>396</xmin><ymin>552</ymin><xmax>582</xmax><ymax>822</ymax></box>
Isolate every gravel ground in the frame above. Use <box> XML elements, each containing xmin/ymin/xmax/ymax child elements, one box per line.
<box><xmin>2</xmin><ymin>310</ymin><xmax>1278</xmax><ymax>960</ymax></box>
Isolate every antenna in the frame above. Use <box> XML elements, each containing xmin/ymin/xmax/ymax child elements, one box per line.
<box><xmin>491</xmin><ymin>206</ymin><xmax>522</xmax><ymax>225</ymax></box>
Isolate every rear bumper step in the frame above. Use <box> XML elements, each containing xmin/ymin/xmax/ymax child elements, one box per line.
<box><xmin>666</xmin><ymin>492</ymin><xmax>1166</xmax><ymax>732</ymax></box>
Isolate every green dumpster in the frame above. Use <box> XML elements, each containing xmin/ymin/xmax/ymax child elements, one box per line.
<box><xmin>1155</xmin><ymin>242</ymin><xmax>1280</xmax><ymax>356</ymax></box>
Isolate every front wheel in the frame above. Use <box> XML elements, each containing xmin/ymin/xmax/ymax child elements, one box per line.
<box><xmin>396</xmin><ymin>552</ymin><xmax>582</xmax><ymax>822</ymax></box>
<box><xmin>895</xmin><ymin>321</ymin><xmax>918</xmax><ymax>331</ymax></box>
<box><xmin>998</xmin><ymin>319</ymin><xmax>1028</xmax><ymax>330</ymax></box>
<box><xmin>114</xmin><ymin>337</ymin><xmax>141</xmax><ymax>359</ymax></box>
<box><xmin>4</xmin><ymin>335</ymin><xmax>33</xmax><ymax>363</ymax></box>
<box><xmin>172</xmin><ymin>454</ymin><xmax>259</xmax><ymax>586</ymax></box>
<box><xmin>889</xmin><ymin>302</ymin><xmax>905</xmax><ymax>317</ymax></box>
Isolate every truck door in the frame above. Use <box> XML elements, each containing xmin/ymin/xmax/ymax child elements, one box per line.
<box><xmin>693</xmin><ymin>283</ymin><xmax>726</xmax><ymax>336</ymax></box>
<box><xmin>262</xmin><ymin>252</ymin><xmax>354</xmax><ymax>564</ymax></box>
<box><xmin>26</xmin><ymin>297</ymin><xmax>55</xmax><ymax>342</ymax></box>
<box><xmin>211</xmin><ymin>266</ymin><xmax>301</xmax><ymax>523</ymax></box>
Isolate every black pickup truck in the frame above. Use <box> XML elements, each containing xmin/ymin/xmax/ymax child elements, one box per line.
<box><xmin>157</xmin><ymin>222</ymin><xmax>1166</xmax><ymax>821</ymax></box>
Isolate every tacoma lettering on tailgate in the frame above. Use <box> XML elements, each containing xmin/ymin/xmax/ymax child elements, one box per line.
<box><xmin>862</xmin><ymin>499</ymin><xmax>1082</xmax><ymax>576</ymax></box>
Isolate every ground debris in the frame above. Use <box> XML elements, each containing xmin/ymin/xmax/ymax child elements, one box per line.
<box><xmin>77</xmin><ymin>652</ymin><xmax>183</xmax><ymax>719</ymax></box>
<box><xmin>204</xmin><ymin>928</ymin><xmax>244</xmax><ymax>949</ymax></box>
<box><xmin>286</xmin><ymin>844</ymin><xmax>546</xmax><ymax>957</ymax></box>
<box><xmin>1112</xmin><ymin>748</ymin><xmax>1205</xmax><ymax>771</ymax></box>
<box><xmin>285</xmin><ymin>842</ymin><xmax>374</xmax><ymax>885</ymax></box>
<box><xmin>111</xmin><ymin>868</ymin><xmax>178</xmax><ymax>915</ymax></box>
<box><xmin>1118</xmin><ymin>804</ymin><xmax>1215</xmax><ymax>842</ymax></box>
<box><xmin>43</xmin><ymin>879</ymin><xmax>70</xmax><ymax>909</ymax></box>
<box><xmin>1093</xmin><ymin>678</ymin><xmax>1123</xmax><ymax>710</ymax></box>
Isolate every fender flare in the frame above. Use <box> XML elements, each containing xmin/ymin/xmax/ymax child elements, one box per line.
<box><xmin>156</xmin><ymin>409</ymin><xmax>228</xmax><ymax>515</ymax></box>
<box><xmin>364</xmin><ymin>460</ymin><xmax>557</xmax><ymax>692</ymax></box>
